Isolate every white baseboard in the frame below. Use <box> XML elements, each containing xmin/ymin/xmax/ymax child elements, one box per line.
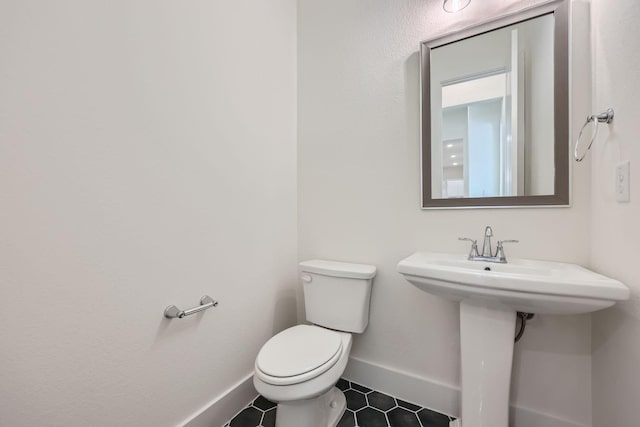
<box><xmin>180</xmin><ymin>358</ymin><xmax>587</xmax><ymax>427</ymax></box>
<box><xmin>343</xmin><ymin>356</ymin><xmax>587</xmax><ymax>427</ymax></box>
<box><xmin>509</xmin><ymin>406</ymin><xmax>587</xmax><ymax>427</ymax></box>
<box><xmin>181</xmin><ymin>372</ymin><xmax>256</xmax><ymax>427</ymax></box>
<box><xmin>343</xmin><ymin>356</ymin><xmax>460</xmax><ymax>418</ymax></box>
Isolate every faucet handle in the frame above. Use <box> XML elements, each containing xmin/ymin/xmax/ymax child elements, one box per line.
<box><xmin>496</xmin><ymin>240</ymin><xmax>519</xmax><ymax>261</ymax></box>
<box><xmin>459</xmin><ymin>237</ymin><xmax>479</xmax><ymax>259</ymax></box>
<box><xmin>458</xmin><ymin>237</ymin><xmax>478</xmax><ymax>246</ymax></box>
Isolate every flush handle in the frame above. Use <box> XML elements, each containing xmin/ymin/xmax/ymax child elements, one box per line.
<box><xmin>301</xmin><ymin>274</ymin><xmax>313</xmax><ymax>283</ymax></box>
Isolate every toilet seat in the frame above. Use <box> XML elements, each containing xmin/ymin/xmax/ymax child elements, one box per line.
<box><xmin>255</xmin><ymin>325</ymin><xmax>343</xmax><ymax>386</ymax></box>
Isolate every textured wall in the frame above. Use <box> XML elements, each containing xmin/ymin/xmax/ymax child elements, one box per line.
<box><xmin>590</xmin><ymin>0</ymin><xmax>640</xmax><ymax>425</ymax></box>
<box><xmin>298</xmin><ymin>0</ymin><xmax>593</xmax><ymax>424</ymax></box>
<box><xmin>0</xmin><ymin>1</ymin><xmax>297</xmax><ymax>426</ymax></box>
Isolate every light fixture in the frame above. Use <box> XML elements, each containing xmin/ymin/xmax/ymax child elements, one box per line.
<box><xmin>453</xmin><ymin>162</ymin><xmax>459</xmax><ymax>166</ymax></box>
<box><xmin>446</xmin><ymin>143</ymin><xmax>454</xmax><ymax>148</ymax></box>
<box><xmin>451</xmin><ymin>154</ymin><xmax>457</xmax><ymax>159</ymax></box>
<box><xmin>443</xmin><ymin>0</ymin><xmax>471</xmax><ymax>13</ymax></box>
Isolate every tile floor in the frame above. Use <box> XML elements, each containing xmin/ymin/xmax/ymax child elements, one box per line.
<box><xmin>225</xmin><ymin>378</ymin><xmax>455</xmax><ymax>427</ymax></box>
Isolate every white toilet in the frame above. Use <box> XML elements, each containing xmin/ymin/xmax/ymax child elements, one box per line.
<box><xmin>253</xmin><ymin>259</ymin><xmax>376</xmax><ymax>427</ymax></box>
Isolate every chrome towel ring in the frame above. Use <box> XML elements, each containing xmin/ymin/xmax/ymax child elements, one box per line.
<box><xmin>574</xmin><ymin>108</ymin><xmax>614</xmax><ymax>162</ymax></box>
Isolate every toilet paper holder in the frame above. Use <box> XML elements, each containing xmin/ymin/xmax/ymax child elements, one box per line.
<box><xmin>164</xmin><ymin>295</ymin><xmax>218</xmax><ymax>319</ymax></box>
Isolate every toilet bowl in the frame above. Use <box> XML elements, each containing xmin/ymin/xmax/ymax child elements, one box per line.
<box><xmin>253</xmin><ymin>260</ymin><xmax>376</xmax><ymax>427</ymax></box>
<box><xmin>254</xmin><ymin>325</ymin><xmax>352</xmax><ymax>427</ymax></box>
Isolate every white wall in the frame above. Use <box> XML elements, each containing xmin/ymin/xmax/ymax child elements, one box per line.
<box><xmin>0</xmin><ymin>1</ymin><xmax>297</xmax><ymax>426</ymax></box>
<box><xmin>298</xmin><ymin>0</ymin><xmax>593</xmax><ymax>425</ymax></box>
<box><xmin>590</xmin><ymin>0</ymin><xmax>640</xmax><ymax>425</ymax></box>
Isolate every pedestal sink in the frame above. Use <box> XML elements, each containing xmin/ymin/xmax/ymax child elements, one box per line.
<box><xmin>397</xmin><ymin>252</ymin><xmax>629</xmax><ymax>427</ymax></box>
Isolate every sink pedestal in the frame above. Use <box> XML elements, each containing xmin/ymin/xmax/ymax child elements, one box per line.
<box><xmin>459</xmin><ymin>301</ymin><xmax>516</xmax><ymax>427</ymax></box>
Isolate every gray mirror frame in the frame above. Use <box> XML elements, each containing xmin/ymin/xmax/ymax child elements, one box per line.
<box><xmin>421</xmin><ymin>0</ymin><xmax>569</xmax><ymax>209</ymax></box>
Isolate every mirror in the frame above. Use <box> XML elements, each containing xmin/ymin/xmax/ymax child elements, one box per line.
<box><xmin>421</xmin><ymin>0</ymin><xmax>569</xmax><ymax>208</ymax></box>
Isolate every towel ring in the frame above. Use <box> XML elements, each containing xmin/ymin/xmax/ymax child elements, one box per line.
<box><xmin>574</xmin><ymin>108</ymin><xmax>614</xmax><ymax>162</ymax></box>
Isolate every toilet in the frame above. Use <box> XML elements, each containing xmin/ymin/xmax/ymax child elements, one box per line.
<box><xmin>253</xmin><ymin>259</ymin><xmax>376</xmax><ymax>427</ymax></box>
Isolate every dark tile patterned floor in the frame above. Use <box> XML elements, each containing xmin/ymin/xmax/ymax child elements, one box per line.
<box><xmin>224</xmin><ymin>378</ymin><xmax>455</xmax><ymax>427</ymax></box>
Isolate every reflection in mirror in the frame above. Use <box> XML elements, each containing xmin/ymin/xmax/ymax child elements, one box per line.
<box><xmin>441</xmin><ymin>73</ymin><xmax>514</xmax><ymax>198</ymax></box>
<box><xmin>432</xmin><ymin>14</ymin><xmax>554</xmax><ymax>199</ymax></box>
<box><xmin>421</xmin><ymin>0</ymin><xmax>569</xmax><ymax>208</ymax></box>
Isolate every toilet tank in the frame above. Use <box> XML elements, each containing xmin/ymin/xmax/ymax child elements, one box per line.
<box><xmin>299</xmin><ymin>260</ymin><xmax>376</xmax><ymax>333</ymax></box>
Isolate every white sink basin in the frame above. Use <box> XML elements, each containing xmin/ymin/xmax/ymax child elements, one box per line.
<box><xmin>397</xmin><ymin>252</ymin><xmax>629</xmax><ymax>315</ymax></box>
<box><xmin>397</xmin><ymin>251</ymin><xmax>629</xmax><ymax>427</ymax></box>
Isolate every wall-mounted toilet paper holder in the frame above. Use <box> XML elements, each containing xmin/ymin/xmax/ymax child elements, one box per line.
<box><xmin>164</xmin><ymin>295</ymin><xmax>218</xmax><ymax>319</ymax></box>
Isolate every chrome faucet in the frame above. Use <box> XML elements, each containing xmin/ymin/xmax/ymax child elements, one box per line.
<box><xmin>459</xmin><ymin>226</ymin><xmax>518</xmax><ymax>263</ymax></box>
<box><xmin>481</xmin><ymin>226</ymin><xmax>494</xmax><ymax>258</ymax></box>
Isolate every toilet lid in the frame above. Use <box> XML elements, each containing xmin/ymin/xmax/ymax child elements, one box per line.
<box><xmin>256</xmin><ymin>325</ymin><xmax>342</xmax><ymax>379</ymax></box>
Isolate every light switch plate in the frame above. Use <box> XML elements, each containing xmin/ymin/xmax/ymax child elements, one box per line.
<box><xmin>616</xmin><ymin>161</ymin><xmax>630</xmax><ymax>203</ymax></box>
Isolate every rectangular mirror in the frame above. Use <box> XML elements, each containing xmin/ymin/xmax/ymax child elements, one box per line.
<box><xmin>421</xmin><ymin>0</ymin><xmax>569</xmax><ymax>208</ymax></box>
